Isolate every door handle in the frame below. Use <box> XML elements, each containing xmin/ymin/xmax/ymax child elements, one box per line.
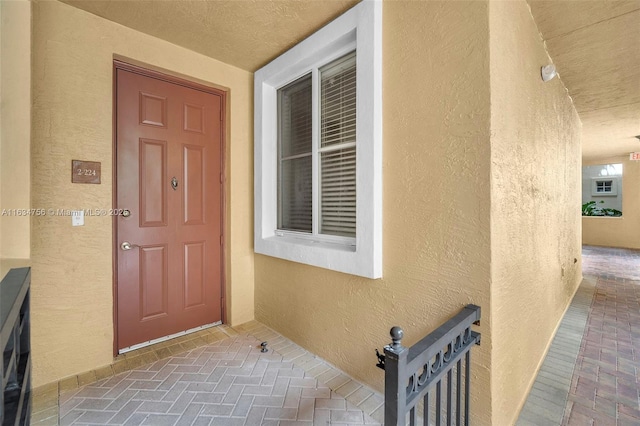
<box><xmin>120</xmin><ymin>241</ymin><xmax>138</xmax><ymax>251</ymax></box>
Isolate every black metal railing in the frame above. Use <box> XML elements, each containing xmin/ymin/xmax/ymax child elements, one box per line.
<box><xmin>1</xmin><ymin>267</ymin><xmax>32</xmax><ymax>426</ymax></box>
<box><xmin>377</xmin><ymin>304</ymin><xmax>481</xmax><ymax>426</ymax></box>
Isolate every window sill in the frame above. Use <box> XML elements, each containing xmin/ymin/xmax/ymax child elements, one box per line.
<box><xmin>255</xmin><ymin>233</ymin><xmax>379</xmax><ymax>278</ymax></box>
<box><xmin>266</xmin><ymin>235</ymin><xmax>356</xmax><ymax>253</ymax></box>
<box><xmin>582</xmin><ymin>216</ymin><xmax>624</xmax><ymax>219</ymax></box>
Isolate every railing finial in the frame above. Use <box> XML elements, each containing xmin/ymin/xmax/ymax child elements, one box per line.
<box><xmin>390</xmin><ymin>326</ymin><xmax>404</xmax><ymax>350</ymax></box>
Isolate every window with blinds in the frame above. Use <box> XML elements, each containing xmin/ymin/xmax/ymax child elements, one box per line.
<box><xmin>276</xmin><ymin>52</ymin><xmax>357</xmax><ymax>240</ymax></box>
<box><xmin>277</xmin><ymin>74</ymin><xmax>313</xmax><ymax>232</ymax></box>
<box><xmin>320</xmin><ymin>53</ymin><xmax>356</xmax><ymax>237</ymax></box>
<box><xmin>255</xmin><ymin>0</ymin><xmax>381</xmax><ymax>277</ymax></box>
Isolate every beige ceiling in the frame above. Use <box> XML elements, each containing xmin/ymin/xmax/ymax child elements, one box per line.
<box><xmin>62</xmin><ymin>0</ymin><xmax>640</xmax><ymax>161</ymax></box>
<box><xmin>60</xmin><ymin>0</ymin><xmax>358</xmax><ymax>72</ymax></box>
<box><xmin>528</xmin><ymin>1</ymin><xmax>640</xmax><ymax>161</ymax></box>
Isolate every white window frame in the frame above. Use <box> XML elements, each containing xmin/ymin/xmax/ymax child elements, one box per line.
<box><xmin>591</xmin><ymin>177</ymin><xmax>617</xmax><ymax>196</ymax></box>
<box><xmin>254</xmin><ymin>0</ymin><xmax>382</xmax><ymax>279</ymax></box>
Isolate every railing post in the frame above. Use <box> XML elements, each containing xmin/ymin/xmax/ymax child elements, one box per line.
<box><xmin>384</xmin><ymin>326</ymin><xmax>408</xmax><ymax>426</ymax></box>
<box><xmin>378</xmin><ymin>305</ymin><xmax>481</xmax><ymax>425</ymax></box>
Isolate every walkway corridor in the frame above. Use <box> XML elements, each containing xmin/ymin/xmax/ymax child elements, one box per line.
<box><xmin>31</xmin><ymin>245</ymin><xmax>640</xmax><ymax>425</ymax></box>
<box><xmin>519</xmin><ymin>246</ymin><xmax>640</xmax><ymax>425</ymax></box>
<box><xmin>563</xmin><ymin>246</ymin><xmax>640</xmax><ymax>425</ymax></box>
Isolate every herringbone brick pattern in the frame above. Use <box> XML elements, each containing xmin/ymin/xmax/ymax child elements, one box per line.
<box><xmin>58</xmin><ymin>334</ymin><xmax>381</xmax><ymax>425</ymax></box>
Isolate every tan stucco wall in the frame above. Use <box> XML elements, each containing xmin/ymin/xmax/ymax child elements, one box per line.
<box><xmin>582</xmin><ymin>156</ymin><xmax>640</xmax><ymax>249</ymax></box>
<box><xmin>0</xmin><ymin>0</ymin><xmax>3</xmax><ymax>255</ymax></box>
<box><xmin>254</xmin><ymin>2</ymin><xmax>494</xmax><ymax>424</ymax></box>
<box><xmin>31</xmin><ymin>0</ymin><xmax>254</xmax><ymax>386</ymax></box>
<box><xmin>489</xmin><ymin>1</ymin><xmax>582</xmax><ymax>424</ymax></box>
<box><xmin>0</xmin><ymin>0</ymin><xmax>2</xmax><ymax>255</ymax></box>
<box><xmin>0</xmin><ymin>0</ymin><xmax>31</xmax><ymax>260</ymax></box>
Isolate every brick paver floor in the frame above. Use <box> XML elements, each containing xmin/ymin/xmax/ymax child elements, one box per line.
<box><xmin>519</xmin><ymin>245</ymin><xmax>640</xmax><ymax>426</ymax></box>
<box><xmin>562</xmin><ymin>246</ymin><xmax>640</xmax><ymax>425</ymax></box>
<box><xmin>36</xmin><ymin>324</ymin><xmax>383</xmax><ymax>425</ymax></box>
<box><xmin>36</xmin><ymin>245</ymin><xmax>640</xmax><ymax>425</ymax></box>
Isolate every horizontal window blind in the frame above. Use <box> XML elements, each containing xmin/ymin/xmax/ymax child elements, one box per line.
<box><xmin>278</xmin><ymin>74</ymin><xmax>312</xmax><ymax>232</ymax></box>
<box><xmin>321</xmin><ymin>147</ymin><xmax>356</xmax><ymax>237</ymax></box>
<box><xmin>320</xmin><ymin>53</ymin><xmax>356</xmax><ymax>238</ymax></box>
<box><xmin>320</xmin><ymin>54</ymin><xmax>357</xmax><ymax>149</ymax></box>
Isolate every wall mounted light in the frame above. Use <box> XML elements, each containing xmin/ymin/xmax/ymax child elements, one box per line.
<box><xmin>541</xmin><ymin>64</ymin><xmax>557</xmax><ymax>82</ymax></box>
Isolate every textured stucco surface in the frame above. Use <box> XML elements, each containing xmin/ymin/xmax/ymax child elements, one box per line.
<box><xmin>0</xmin><ymin>0</ymin><xmax>2</xmax><ymax>256</ymax></box>
<box><xmin>583</xmin><ymin>156</ymin><xmax>640</xmax><ymax>250</ymax></box>
<box><xmin>255</xmin><ymin>2</ymin><xmax>494</xmax><ymax>424</ymax></box>
<box><xmin>31</xmin><ymin>0</ymin><xmax>254</xmax><ymax>387</ymax></box>
<box><xmin>528</xmin><ymin>0</ymin><xmax>640</xmax><ymax>160</ymax></box>
<box><xmin>0</xmin><ymin>0</ymin><xmax>31</xmax><ymax>259</ymax></box>
<box><xmin>60</xmin><ymin>0</ymin><xmax>359</xmax><ymax>72</ymax></box>
<box><xmin>489</xmin><ymin>2</ymin><xmax>582</xmax><ymax>425</ymax></box>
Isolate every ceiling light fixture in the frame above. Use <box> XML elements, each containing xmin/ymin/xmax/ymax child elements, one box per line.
<box><xmin>541</xmin><ymin>64</ymin><xmax>557</xmax><ymax>82</ymax></box>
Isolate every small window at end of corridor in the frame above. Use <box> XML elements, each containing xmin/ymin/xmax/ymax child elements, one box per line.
<box><xmin>593</xmin><ymin>179</ymin><xmax>614</xmax><ymax>195</ymax></box>
<box><xmin>582</xmin><ymin>163</ymin><xmax>622</xmax><ymax>217</ymax></box>
<box><xmin>253</xmin><ymin>1</ymin><xmax>382</xmax><ymax>279</ymax></box>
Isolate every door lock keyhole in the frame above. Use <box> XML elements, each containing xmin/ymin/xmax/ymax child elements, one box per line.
<box><xmin>171</xmin><ymin>177</ymin><xmax>178</xmax><ymax>190</ymax></box>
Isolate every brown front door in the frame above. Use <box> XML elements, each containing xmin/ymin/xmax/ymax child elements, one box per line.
<box><xmin>115</xmin><ymin>66</ymin><xmax>223</xmax><ymax>351</ymax></box>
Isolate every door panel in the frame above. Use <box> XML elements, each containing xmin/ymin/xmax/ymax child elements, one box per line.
<box><xmin>184</xmin><ymin>242</ymin><xmax>205</xmax><ymax>308</ymax></box>
<box><xmin>183</xmin><ymin>145</ymin><xmax>205</xmax><ymax>225</ymax></box>
<box><xmin>139</xmin><ymin>139</ymin><xmax>168</xmax><ymax>227</ymax></box>
<box><xmin>184</xmin><ymin>103</ymin><xmax>205</xmax><ymax>133</ymax></box>
<box><xmin>116</xmin><ymin>68</ymin><xmax>222</xmax><ymax>351</ymax></box>
<box><xmin>140</xmin><ymin>92</ymin><xmax>167</xmax><ymax>127</ymax></box>
<box><xmin>139</xmin><ymin>245</ymin><xmax>168</xmax><ymax>320</ymax></box>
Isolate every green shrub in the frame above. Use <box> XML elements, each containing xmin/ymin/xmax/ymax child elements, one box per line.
<box><xmin>582</xmin><ymin>200</ymin><xmax>622</xmax><ymax>217</ymax></box>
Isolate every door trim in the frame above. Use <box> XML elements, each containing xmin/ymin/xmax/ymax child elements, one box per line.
<box><xmin>112</xmin><ymin>60</ymin><xmax>227</xmax><ymax>356</ymax></box>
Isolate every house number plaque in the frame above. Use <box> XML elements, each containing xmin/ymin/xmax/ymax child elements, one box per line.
<box><xmin>72</xmin><ymin>160</ymin><xmax>101</xmax><ymax>184</ymax></box>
